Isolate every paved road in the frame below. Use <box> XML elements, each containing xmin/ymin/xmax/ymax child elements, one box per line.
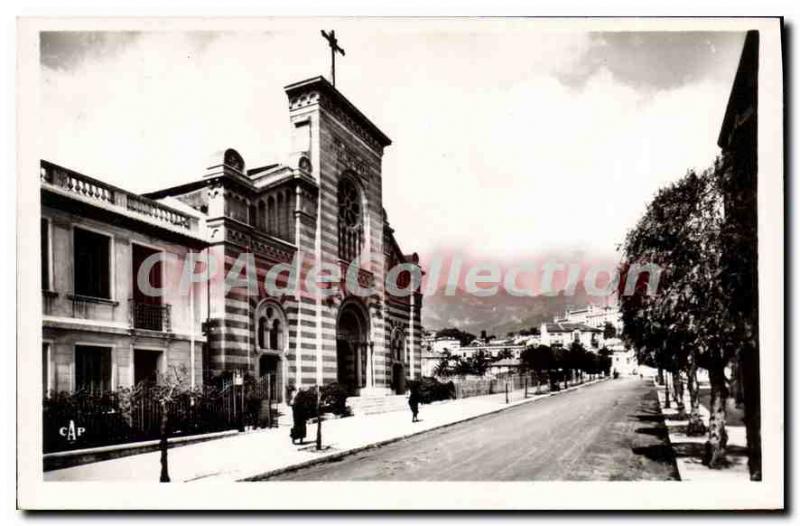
<box><xmin>259</xmin><ymin>377</ymin><xmax>678</xmax><ymax>481</ymax></box>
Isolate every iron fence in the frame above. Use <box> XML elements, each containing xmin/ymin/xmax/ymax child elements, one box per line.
<box><xmin>43</xmin><ymin>374</ymin><xmax>277</xmax><ymax>453</ymax></box>
<box><xmin>450</xmin><ymin>373</ymin><xmax>556</xmax><ymax>399</ymax></box>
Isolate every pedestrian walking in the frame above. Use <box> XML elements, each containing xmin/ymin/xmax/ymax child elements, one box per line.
<box><xmin>408</xmin><ymin>383</ymin><xmax>420</xmax><ymax>423</ymax></box>
<box><xmin>289</xmin><ymin>388</ymin><xmax>307</xmax><ymax>445</ymax></box>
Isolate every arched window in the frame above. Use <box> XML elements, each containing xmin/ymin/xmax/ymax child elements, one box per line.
<box><xmin>391</xmin><ymin>328</ymin><xmax>406</xmax><ymax>363</ymax></box>
<box><xmin>284</xmin><ymin>190</ymin><xmax>294</xmax><ymax>242</ymax></box>
<box><xmin>270</xmin><ymin>319</ymin><xmax>280</xmax><ymax>350</ymax></box>
<box><xmin>276</xmin><ymin>193</ymin><xmax>285</xmax><ymax>238</ymax></box>
<box><xmin>338</xmin><ymin>177</ymin><xmax>364</xmax><ymax>262</ymax></box>
<box><xmin>256</xmin><ymin>304</ymin><xmax>285</xmax><ymax>351</ymax></box>
<box><xmin>257</xmin><ymin>200</ymin><xmax>266</xmax><ymax>230</ymax></box>
<box><xmin>267</xmin><ymin>195</ymin><xmax>277</xmax><ymax>236</ymax></box>
<box><xmin>258</xmin><ymin>316</ymin><xmax>267</xmax><ymax>349</ymax></box>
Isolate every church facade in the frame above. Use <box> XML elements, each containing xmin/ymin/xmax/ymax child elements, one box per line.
<box><xmin>42</xmin><ymin>76</ymin><xmax>423</xmax><ymax>404</ymax></box>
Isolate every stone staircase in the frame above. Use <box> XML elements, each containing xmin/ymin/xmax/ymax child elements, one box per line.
<box><xmin>346</xmin><ymin>394</ymin><xmax>410</xmax><ymax>416</ymax></box>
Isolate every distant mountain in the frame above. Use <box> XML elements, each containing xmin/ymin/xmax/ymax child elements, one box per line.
<box><xmin>421</xmin><ymin>282</ymin><xmax>597</xmax><ymax>337</ymax></box>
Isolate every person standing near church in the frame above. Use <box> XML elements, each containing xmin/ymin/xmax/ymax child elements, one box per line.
<box><xmin>408</xmin><ymin>383</ymin><xmax>420</xmax><ymax>423</ymax></box>
<box><xmin>289</xmin><ymin>387</ymin><xmax>307</xmax><ymax>444</ymax></box>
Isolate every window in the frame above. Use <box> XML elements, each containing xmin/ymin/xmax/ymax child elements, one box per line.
<box><xmin>338</xmin><ymin>177</ymin><xmax>363</xmax><ymax>262</ymax></box>
<box><xmin>131</xmin><ymin>244</ymin><xmax>165</xmax><ymax>330</ymax></box>
<box><xmin>248</xmin><ymin>204</ymin><xmax>257</xmax><ymax>228</ymax></box>
<box><xmin>258</xmin><ymin>316</ymin><xmax>267</xmax><ymax>349</ymax></box>
<box><xmin>270</xmin><ymin>319</ymin><xmax>280</xmax><ymax>350</ymax></box>
<box><xmin>132</xmin><ymin>244</ymin><xmax>162</xmax><ymax>305</ymax></box>
<box><xmin>282</xmin><ymin>190</ymin><xmax>293</xmax><ymax>241</ymax></box>
<box><xmin>257</xmin><ymin>201</ymin><xmax>266</xmax><ymax>230</ymax></box>
<box><xmin>257</xmin><ymin>305</ymin><xmax>284</xmax><ymax>351</ymax></box>
<box><xmin>74</xmin><ymin>228</ymin><xmax>111</xmax><ymax>299</ymax></box>
<box><xmin>391</xmin><ymin>329</ymin><xmax>406</xmax><ymax>363</ymax></box>
<box><xmin>41</xmin><ymin>219</ymin><xmax>50</xmax><ymax>290</ymax></box>
<box><xmin>267</xmin><ymin>196</ymin><xmax>277</xmax><ymax>235</ymax></box>
<box><xmin>276</xmin><ymin>193</ymin><xmax>284</xmax><ymax>237</ymax></box>
<box><xmin>75</xmin><ymin>345</ymin><xmax>112</xmax><ymax>394</ymax></box>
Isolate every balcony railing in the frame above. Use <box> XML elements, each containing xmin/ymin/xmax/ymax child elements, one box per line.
<box><xmin>40</xmin><ymin>163</ymin><xmax>115</xmax><ymax>205</ymax></box>
<box><xmin>69</xmin><ymin>294</ymin><xmax>119</xmax><ymax>319</ymax></box>
<box><xmin>127</xmin><ymin>194</ymin><xmax>192</xmax><ymax>231</ymax></box>
<box><xmin>129</xmin><ymin>300</ymin><xmax>171</xmax><ymax>332</ymax></box>
<box><xmin>40</xmin><ymin>160</ymin><xmax>198</xmax><ymax>234</ymax></box>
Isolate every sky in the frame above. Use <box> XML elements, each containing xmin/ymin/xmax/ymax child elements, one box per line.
<box><xmin>39</xmin><ymin>22</ymin><xmax>746</xmax><ymax>264</ymax></box>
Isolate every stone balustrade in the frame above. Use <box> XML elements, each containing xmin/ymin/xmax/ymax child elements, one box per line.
<box><xmin>41</xmin><ymin>161</ymin><xmax>197</xmax><ymax>233</ymax></box>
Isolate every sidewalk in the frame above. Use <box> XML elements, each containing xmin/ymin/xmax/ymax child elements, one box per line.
<box><xmin>45</xmin><ymin>377</ymin><xmax>606</xmax><ymax>482</ymax></box>
<box><xmin>654</xmin><ymin>380</ymin><xmax>750</xmax><ymax>482</ymax></box>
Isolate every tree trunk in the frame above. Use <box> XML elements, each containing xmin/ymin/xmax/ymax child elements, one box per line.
<box><xmin>730</xmin><ymin>357</ymin><xmax>745</xmax><ymax>409</ymax></box>
<box><xmin>705</xmin><ymin>362</ymin><xmax>729</xmax><ymax>469</ymax></box>
<box><xmin>739</xmin><ymin>342</ymin><xmax>762</xmax><ymax>480</ymax></box>
<box><xmin>663</xmin><ymin>370</ymin><xmax>671</xmax><ymax>409</ymax></box>
<box><xmin>657</xmin><ymin>367</ymin><xmax>664</xmax><ymax>385</ymax></box>
<box><xmin>673</xmin><ymin>370</ymin><xmax>687</xmax><ymax>419</ymax></box>
<box><xmin>686</xmin><ymin>357</ymin><xmax>706</xmax><ymax>436</ymax></box>
<box><xmin>159</xmin><ymin>401</ymin><xmax>170</xmax><ymax>483</ymax></box>
<box><xmin>672</xmin><ymin>371</ymin><xmax>681</xmax><ymax>405</ymax></box>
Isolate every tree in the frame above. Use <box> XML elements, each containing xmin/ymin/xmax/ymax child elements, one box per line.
<box><xmin>685</xmin><ymin>351</ymin><xmax>707</xmax><ymax>436</ymax></box>
<box><xmin>433</xmin><ymin>349</ymin><xmax>454</xmax><ymax>378</ymax></box>
<box><xmin>566</xmin><ymin>341</ymin><xmax>587</xmax><ymax>384</ymax></box>
<box><xmin>521</xmin><ymin>345</ymin><xmax>555</xmax><ymax>391</ymax></box>
<box><xmin>152</xmin><ymin>365</ymin><xmax>190</xmax><ymax>482</ymax></box>
<box><xmin>716</xmin><ymin>146</ymin><xmax>761</xmax><ymax>480</ymax></box>
<box><xmin>548</xmin><ymin>346</ymin><xmax>569</xmax><ymax>390</ymax></box>
<box><xmin>518</xmin><ymin>327</ymin><xmax>541</xmax><ymax>337</ymax></box>
<box><xmin>495</xmin><ymin>348</ymin><xmax>513</xmax><ymax>361</ymax></box>
<box><xmin>435</xmin><ymin>327</ymin><xmax>476</xmax><ymax>347</ymax></box>
<box><xmin>620</xmin><ymin>166</ymin><xmax>741</xmax><ymax>469</ymax></box>
<box><xmin>598</xmin><ymin>347</ymin><xmax>613</xmax><ymax>376</ymax></box>
<box><xmin>603</xmin><ymin>322</ymin><xmax>617</xmax><ymax>339</ymax></box>
<box><xmin>470</xmin><ymin>350</ymin><xmax>490</xmax><ymax>377</ymax></box>
<box><xmin>452</xmin><ymin>357</ymin><xmax>473</xmax><ymax>377</ymax></box>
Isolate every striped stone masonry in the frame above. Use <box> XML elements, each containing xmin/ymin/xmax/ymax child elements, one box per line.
<box><xmin>203</xmin><ymin>76</ymin><xmax>422</xmax><ymax>398</ymax></box>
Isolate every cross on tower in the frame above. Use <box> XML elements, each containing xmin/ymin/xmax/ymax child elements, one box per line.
<box><xmin>320</xmin><ymin>30</ymin><xmax>345</xmax><ymax>87</ymax></box>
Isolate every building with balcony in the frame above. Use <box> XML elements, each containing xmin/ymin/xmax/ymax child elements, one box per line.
<box><xmin>41</xmin><ymin>161</ymin><xmax>209</xmax><ymax>395</ymax></box>
<box><xmin>40</xmin><ymin>76</ymin><xmax>424</xmax><ymax>406</ymax></box>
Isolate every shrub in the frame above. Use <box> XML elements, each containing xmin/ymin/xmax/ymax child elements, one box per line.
<box><xmin>288</xmin><ymin>383</ymin><xmax>352</xmax><ymax>418</ymax></box>
<box><xmin>43</xmin><ymin>390</ymin><xmax>135</xmax><ymax>452</ymax></box>
<box><xmin>291</xmin><ymin>387</ymin><xmax>319</xmax><ymax>419</ymax></box>
<box><xmin>411</xmin><ymin>377</ymin><xmax>456</xmax><ymax>404</ymax></box>
<box><xmin>320</xmin><ymin>382</ymin><xmax>351</xmax><ymax>416</ymax></box>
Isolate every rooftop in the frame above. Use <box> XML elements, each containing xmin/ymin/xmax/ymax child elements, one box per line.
<box><xmin>285</xmin><ymin>76</ymin><xmax>392</xmax><ymax>148</ymax></box>
<box><xmin>40</xmin><ymin>160</ymin><xmax>205</xmax><ymax>244</ymax></box>
<box><xmin>544</xmin><ymin>322</ymin><xmax>602</xmax><ymax>333</ymax></box>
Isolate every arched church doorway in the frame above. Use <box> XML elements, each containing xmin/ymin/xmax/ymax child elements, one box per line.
<box><xmin>389</xmin><ymin>328</ymin><xmax>407</xmax><ymax>394</ymax></box>
<box><xmin>392</xmin><ymin>362</ymin><xmax>406</xmax><ymax>395</ymax></box>
<box><xmin>255</xmin><ymin>301</ymin><xmax>287</xmax><ymax>403</ymax></box>
<box><xmin>336</xmin><ymin>300</ymin><xmax>370</xmax><ymax>396</ymax></box>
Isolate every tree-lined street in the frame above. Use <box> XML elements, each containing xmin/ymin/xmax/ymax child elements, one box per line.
<box><xmin>258</xmin><ymin>377</ymin><xmax>677</xmax><ymax>481</ymax></box>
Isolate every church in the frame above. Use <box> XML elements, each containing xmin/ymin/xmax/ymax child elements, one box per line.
<box><xmin>41</xmin><ymin>75</ymin><xmax>424</xmax><ymax>408</ymax></box>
